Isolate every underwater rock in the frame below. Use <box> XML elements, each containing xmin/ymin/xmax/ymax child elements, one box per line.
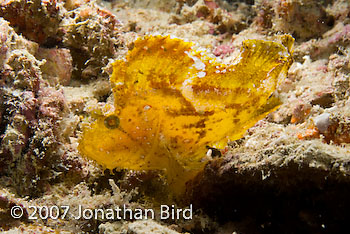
<box><xmin>0</xmin><ymin>0</ymin><xmax>65</xmax><ymax>45</ymax></box>
<box><xmin>290</xmin><ymin>101</ymin><xmax>311</xmax><ymax>124</ymax></box>
<box><xmin>4</xmin><ymin>50</ymin><xmax>42</xmax><ymax>91</ymax></box>
<box><xmin>301</xmin><ymin>112</ymin><xmax>350</xmax><ymax>144</ymax></box>
<box><xmin>292</xmin><ymin>22</ymin><xmax>350</xmax><ymax>61</ymax></box>
<box><xmin>0</xmin><ymin>80</ymin><xmax>67</xmax><ymax>196</ymax></box>
<box><xmin>0</xmin><ymin>19</ymin><xmax>39</xmax><ymax>68</ymax></box>
<box><xmin>64</xmin><ymin>0</ymin><xmax>91</xmax><ymax>11</ymax></box>
<box><xmin>327</xmin><ymin>0</ymin><xmax>350</xmax><ymax>22</ymax></box>
<box><xmin>0</xmin><ymin>189</ymin><xmax>29</xmax><ymax>229</ymax></box>
<box><xmin>0</xmin><ymin>0</ymin><xmax>125</xmax><ymax>80</ymax></box>
<box><xmin>186</xmin><ymin>127</ymin><xmax>350</xmax><ymax>233</ymax></box>
<box><xmin>62</xmin><ymin>2</ymin><xmax>123</xmax><ymax>79</ymax></box>
<box><xmin>255</xmin><ymin>0</ymin><xmax>334</xmax><ymax>40</ymax></box>
<box><xmin>0</xmin><ymin>19</ymin><xmax>81</xmax><ymax>197</ymax></box>
<box><xmin>126</xmin><ymin>220</ymin><xmax>180</xmax><ymax>234</ymax></box>
<box><xmin>173</xmin><ymin>0</ymin><xmax>251</xmax><ymax>34</ymax></box>
<box><xmin>35</xmin><ymin>47</ymin><xmax>73</xmax><ymax>86</ymax></box>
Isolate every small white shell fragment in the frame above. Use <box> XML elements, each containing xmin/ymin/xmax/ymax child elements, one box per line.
<box><xmin>314</xmin><ymin>113</ymin><xmax>331</xmax><ymax>133</ymax></box>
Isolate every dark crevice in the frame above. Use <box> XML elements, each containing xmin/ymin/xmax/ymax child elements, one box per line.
<box><xmin>187</xmin><ymin>161</ymin><xmax>350</xmax><ymax>234</ymax></box>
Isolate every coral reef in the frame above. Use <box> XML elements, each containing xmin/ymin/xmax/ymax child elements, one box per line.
<box><xmin>0</xmin><ymin>0</ymin><xmax>350</xmax><ymax>233</ymax></box>
<box><xmin>0</xmin><ymin>18</ymin><xmax>75</xmax><ymax>197</ymax></box>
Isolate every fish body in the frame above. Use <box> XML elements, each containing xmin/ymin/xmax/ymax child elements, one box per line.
<box><xmin>78</xmin><ymin>35</ymin><xmax>294</xmax><ymax>195</ymax></box>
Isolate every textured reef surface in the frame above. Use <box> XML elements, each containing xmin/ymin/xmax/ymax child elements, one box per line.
<box><xmin>0</xmin><ymin>0</ymin><xmax>350</xmax><ymax>233</ymax></box>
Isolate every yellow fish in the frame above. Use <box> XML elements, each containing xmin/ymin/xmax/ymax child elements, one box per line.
<box><xmin>78</xmin><ymin>35</ymin><xmax>293</xmax><ymax>196</ymax></box>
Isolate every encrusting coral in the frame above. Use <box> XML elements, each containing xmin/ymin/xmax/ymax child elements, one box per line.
<box><xmin>0</xmin><ymin>0</ymin><xmax>65</xmax><ymax>45</ymax></box>
<box><xmin>0</xmin><ymin>18</ymin><xmax>79</xmax><ymax>197</ymax></box>
<box><xmin>62</xmin><ymin>2</ymin><xmax>123</xmax><ymax>79</ymax></box>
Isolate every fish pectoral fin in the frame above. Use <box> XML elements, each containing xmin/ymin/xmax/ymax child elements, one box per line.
<box><xmin>165</xmin><ymin>156</ymin><xmax>205</xmax><ymax>197</ymax></box>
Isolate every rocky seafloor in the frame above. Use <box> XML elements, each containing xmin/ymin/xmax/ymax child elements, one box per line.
<box><xmin>0</xmin><ymin>0</ymin><xmax>350</xmax><ymax>233</ymax></box>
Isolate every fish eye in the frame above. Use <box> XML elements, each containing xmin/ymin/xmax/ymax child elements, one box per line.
<box><xmin>104</xmin><ymin>115</ymin><xmax>120</xmax><ymax>129</ymax></box>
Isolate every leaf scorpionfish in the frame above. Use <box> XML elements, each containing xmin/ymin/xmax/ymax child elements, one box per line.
<box><xmin>78</xmin><ymin>35</ymin><xmax>294</xmax><ymax>196</ymax></box>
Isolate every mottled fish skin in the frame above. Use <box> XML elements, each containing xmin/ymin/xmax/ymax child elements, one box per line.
<box><xmin>78</xmin><ymin>35</ymin><xmax>294</xmax><ymax>196</ymax></box>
